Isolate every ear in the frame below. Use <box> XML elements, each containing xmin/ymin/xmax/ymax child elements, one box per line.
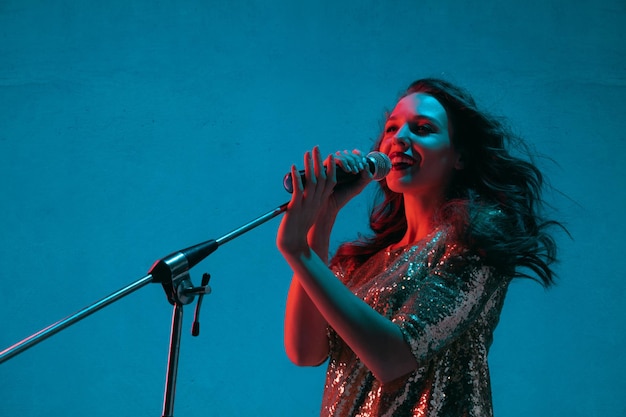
<box><xmin>454</xmin><ymin>152</ymin><xmax>465</xmax><ymax>170</ymax></box>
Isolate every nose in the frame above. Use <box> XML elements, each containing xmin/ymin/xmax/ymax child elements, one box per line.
<box><xmin>392</xmin><ymin>123</ymin><xmax>411</xmax><ymax>148</ymax></box>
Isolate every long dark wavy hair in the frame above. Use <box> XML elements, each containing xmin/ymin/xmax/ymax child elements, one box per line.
<box><xmin>330</xmin><ymin>78</ymin><xmax>566</xmax><ymax>287</ymax></box>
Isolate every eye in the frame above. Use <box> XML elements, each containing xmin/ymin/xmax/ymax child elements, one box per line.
<box><xmin>384</xmin><ymin>124</ymin><xmax>397</xmax><ymax>134</ymax></box>
<box><xmin>410</xmin><ymin>122</ymin><xmax>435</xmax><ymax>135</ymax></box>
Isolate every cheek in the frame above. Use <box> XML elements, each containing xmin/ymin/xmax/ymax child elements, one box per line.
<box><xmin>378</xmin><ymin>139</ymin><xmax>392</xmax><ymax>154</ymax></box>
<box><xmin>420</xmin><ymin>135</ymin><xmax>452</xmax><ymax>151</ymax></box>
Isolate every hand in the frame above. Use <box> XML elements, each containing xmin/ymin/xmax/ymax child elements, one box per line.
<box><xmin>276</xmin><ymin>147</ymin><xmax>372</xmax><ymax>256</ymax></box>
<box><xmin>330</xmin><ymin>149</ymin><xmax>374</xmax><ymax>211</ymax></box>
<box><xmin>277</xmin><ymin>146</ymin><xmax>336</xmax><ymax>255</ymax></box>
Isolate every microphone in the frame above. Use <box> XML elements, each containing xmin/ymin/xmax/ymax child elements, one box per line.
<box><xmin>283</xmin><ymin>151</ymin><xmax>391</xmax><ymax>193</ymax></box>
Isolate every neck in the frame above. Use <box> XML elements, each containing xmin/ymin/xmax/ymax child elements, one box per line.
<box><xmin>395</xmin><ymin>192</ymin><xmax>446</xmax><ymax>248</ymax></box>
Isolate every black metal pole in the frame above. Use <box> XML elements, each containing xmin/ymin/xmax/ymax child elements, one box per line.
<box><xmin>162</xmin><ymin>303</ymin><xmax>184</xmax><ymax>417</ymax></box>
<box><xmin>0</xmin><ymin>274</ymin><xmax>154</xmax><ymax>364</ymax></box>
<box><xmin>0</xmin><ymin>200</ymin><xmax>291</xmax><ymax>417</ymax></box>
<box><xmin>0</xmin><ymin>202</ymin><xmax>289</xmax><ymax>366</ymax></box>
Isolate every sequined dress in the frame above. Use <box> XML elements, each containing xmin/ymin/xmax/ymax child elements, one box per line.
<box><xmin>322</xmin><ymin>230</ymin><xmax>511</xmax><ymax>417</ymax></box>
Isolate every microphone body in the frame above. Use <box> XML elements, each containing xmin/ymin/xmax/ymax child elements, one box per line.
<box><xmin>283</xmin><ymin>151</ymin><xmax>391</xmax><ymax>193</ymax></box>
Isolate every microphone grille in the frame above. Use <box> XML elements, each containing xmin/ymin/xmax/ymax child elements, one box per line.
<box><xmin>367</xmin><ymin>151</ymin><xmax>391</xmax><ymax>181</ymax></box>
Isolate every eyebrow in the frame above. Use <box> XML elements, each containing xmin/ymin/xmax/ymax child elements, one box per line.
<box><xmin>385</xmin><ymin>115</ymin><xmax>441</xmax><ymax>127</ymax></box>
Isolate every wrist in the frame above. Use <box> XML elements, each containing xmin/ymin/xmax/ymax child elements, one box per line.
<box><xmin>307</xmin><ymin>215</ymin><xmax>336</xmax><ymax>259</ymax></box>
<box><xmin>311</xmin><ymin>206</ymin><xmax>338</xmax><ymax>236</ymax></box>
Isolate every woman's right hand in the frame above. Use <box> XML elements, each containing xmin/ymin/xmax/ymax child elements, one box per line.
<box><xmin>325</xmin><ymin>149</ymin><xmax>374</xmax><ymax>213</ymax></box>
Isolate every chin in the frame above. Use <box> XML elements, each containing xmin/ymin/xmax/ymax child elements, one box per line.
<box><xmin>386</xmin><ymin>178</ymin><xmax>415</xmax><ymax>194</ymax></box>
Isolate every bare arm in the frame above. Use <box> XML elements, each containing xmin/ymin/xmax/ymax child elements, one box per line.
<box><xmin>282</xmin><ymin>245</ymin><xmax>418</xmax><ymax>383</ymax></box>
<box><xmin>278</xmin><ymin>147</ymin><xmax>418</xmax><ymax>383</ymax></box>
<box><xmin>283</xmin><ymin>211</ymin><xmax>335</xmax><ymax>366</ymax></box>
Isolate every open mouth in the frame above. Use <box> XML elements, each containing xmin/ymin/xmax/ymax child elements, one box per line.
<box><xmin>389</xmin><ymin>152</ymin><xmax>420</xmax><ymax>171</ymax></box>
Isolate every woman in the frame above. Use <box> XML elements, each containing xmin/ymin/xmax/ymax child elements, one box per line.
<box><xmin>276</xmin><ymin>78</ymin><xmax>563</xmax><ymax>416</ymax></box>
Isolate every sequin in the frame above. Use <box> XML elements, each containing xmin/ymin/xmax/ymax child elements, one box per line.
<box><xmin>322</xmin><ymin>229</ymin><xmax>511</xmax><ymax>416</ymax></box>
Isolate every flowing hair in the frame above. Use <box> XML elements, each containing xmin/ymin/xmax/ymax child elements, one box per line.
<box><xmin>330</xmin><ymin>78</ymin><xmax>566</xmax><ymax>287</ymax></box>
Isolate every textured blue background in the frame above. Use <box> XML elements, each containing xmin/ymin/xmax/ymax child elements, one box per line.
<box><xmin>1</xmin><ymin>1</ymin><xmax>624</xmax><ymax>416</ymax></box>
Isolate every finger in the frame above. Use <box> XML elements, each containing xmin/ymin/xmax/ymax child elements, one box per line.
<box><xmin>325</xmin><ymin>154</ymin><xmax>337</xmax><ymax>183</ymax></box>
<box><xmin>334</xmin><ymin>150</ymin><xmax>353</xmax><ymax>173</ymax></box>
<box><xmin>336</xmin><ymin>150</ymin><xmax>362</xmax><ymax>173</ymax></box>
<box><xmin>313</xmin><ymin>146</ymin><xmax>326</xmax><ymax>180</ymax></box>
<box><xmin>351</xmin><ymin>149</ymin><xmax>367</xmax><ymax>172</ymax></box>
<box><xmin>352</xmin><ymin>149</ymin><xmax>372</xmax><ymax>179</ymax></box>
<box><xmin>304</xmin><ymin>150</ymin><xmax>316</xmax><ymax>190</ymax></box>
<box><xmin>289</xmin><ymin>164</ymin><xmax>304</xmax><ymax>208</ymax></box>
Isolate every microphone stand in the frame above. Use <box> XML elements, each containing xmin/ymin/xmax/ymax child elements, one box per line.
<box><xmin>0</xmin><ymin>201</ymin><xmax>289</xmax><ymax>417</ymax></box>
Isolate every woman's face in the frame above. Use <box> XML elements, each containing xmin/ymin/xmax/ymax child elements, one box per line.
<box><xmin>379</xmin><ymin>92</ymin><xmax>462</xmax><ymax>198</ymax></box>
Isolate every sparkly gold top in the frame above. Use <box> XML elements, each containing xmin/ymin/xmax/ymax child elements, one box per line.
<box><xmin>323</xmin><ymin>230</ymin><xmax>511</xmax><ymax>417</ymax></box>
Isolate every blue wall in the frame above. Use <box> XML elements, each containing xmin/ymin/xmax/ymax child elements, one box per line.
<box><xmin>1</xmin><ymin>1</ymin><xmax>624</xmax><ymax>416</ymax></box>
